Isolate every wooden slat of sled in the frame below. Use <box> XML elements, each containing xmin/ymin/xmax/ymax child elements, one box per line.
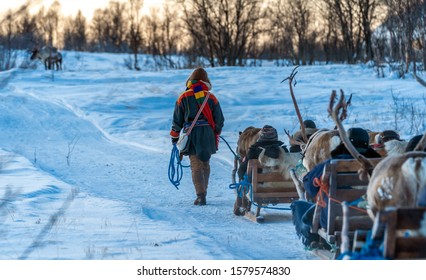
<box><xmin>248</xmin><ymin>159</ymin><xmax>299</xmax><ymax>200</ymax></box>
<box><xmin>246</xmin><ymin>159</ymin><xmax>299</xmax><ymax>221</ymax></box>
<box><xmin>371</xmin><ymin>207</ymin><xmax>426</xmax><ymax>259</ymax></box>
<box><xmin>311</xmin><ymin>158</ymin><xmax>381</xmax><ymax>258</ymax></box>
<box><xmin>352</xmin><ymin>230</ymin><xmax>369</xmax><ymax>253</ymax></box>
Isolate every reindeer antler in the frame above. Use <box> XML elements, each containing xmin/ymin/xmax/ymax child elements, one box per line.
<box><xmin>414</xmin><ymin>132</ymin><xmax>426</xmax><ymax>152</ymax></box>
<box><xmin>329</xmin><ymin>89</ymin><xmax>352</xmax><ymax>130</ymax></box>
<box><xmin>281</xmin><ymin>66</ymin><xmax>308</xmax><ymax>144</ymax></box>
<box><xmin>284</xmin><ymin>129</ymin><xmax>305</xmax><ymax>147</ymax></box>
<box><xmin>328</xmin><ymin>90</ymin><xmax>373</xmax><ymax>181</ymax></box>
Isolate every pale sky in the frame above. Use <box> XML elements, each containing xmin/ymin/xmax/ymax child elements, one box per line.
<box><xmin>1</xmin><ymin>0</ymin><xmax>164</xmax><ymax>20</ymax></box>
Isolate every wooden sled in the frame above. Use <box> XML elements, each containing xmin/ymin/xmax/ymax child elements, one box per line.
<box><xmin>311</xmin><ymin>158</ymin><xmax>381</xmax><ymax>259</ymax></box>
<box><xmin>349</xmin><ymin>207</ymin><xmax>426</xmax><ymax>259</ymax></box>
<box><xmin>245</xmin><ymin>159</ymin><xmax>300</xmax><ymax>222</ymax></box>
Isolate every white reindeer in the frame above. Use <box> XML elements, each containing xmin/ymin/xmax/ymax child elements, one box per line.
<box><xmin>30</xmin><ymin>46</ymin><xmax>62</xmax><ymax>70</ymax></box>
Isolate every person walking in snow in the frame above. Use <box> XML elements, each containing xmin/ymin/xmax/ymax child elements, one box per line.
<box><xmin>170</xmin><ymin>68</ymin><xmax>225</xmax><ymax>206</ymax></box>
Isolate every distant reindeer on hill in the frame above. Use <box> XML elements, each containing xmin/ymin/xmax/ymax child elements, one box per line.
<box><xmin>30</xmin><ymin>46</ymin><xmax>62</xmax><ymax>70</ymax></box>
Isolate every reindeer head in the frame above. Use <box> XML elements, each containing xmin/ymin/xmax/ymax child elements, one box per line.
<box><xmin>328</xmin><ymin>90</ymin><xmax>373</xmax><ymax>181</ymax></box>
<box><xmin>299</xmin><ymin>90</ymin><xmax>353</xmax><ymax>172</ymax></box>
<box><xmin>30</xmin><ymin>47</ymin><xmax>40</xmax><ymax>60</ymax></box>
<box><xmin>236</xmin><ymin>126</ymin><xmax>261</xmax><ymax>160</ymax></box>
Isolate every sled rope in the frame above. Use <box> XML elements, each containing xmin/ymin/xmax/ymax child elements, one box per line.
<box><xmin>168</xmin><ymin>144</ymin><xmax>189</xmax><ymax>189</ymax></box>
<box><xmin>313</xmin><ymin>177</ymin><xmax>368</xmax><ymax>214</ymax></box>
<box><xmin>228</xmin><ymin>174</ymin><xmax>251</xmax><ymax>197</ymax></box>
<box><xmin>219</xmin><ymin>135</ymin><xmax>240</xmax><ymax>160</ymax></box>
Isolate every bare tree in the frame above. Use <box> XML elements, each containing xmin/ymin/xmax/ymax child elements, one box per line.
<box><xmin>321</xmin><ymin>0</ymin><xmax>363</xmax><ymax>64</ymax></box>
<box><xmin>180</xmin><ymin>0</ymin><xmax>217</xmax><ymax>66</ymax></box>
<box><xmin>180</xmin><ymin>0</ymin><xmax>264</xmax><ymax>66</ymax></box>
<box><xmin>160</xmin><ymin>3</ymin><xmax>180</xmax><ymax>67</ymax></box>
<box><xmin>358</xmin><ymin>0</ymin><xmax>380</xmax><ymax>62</ymax></box>
<box><xmin>14</xmin><ymin>8</ymin><xmax>38</xmax><ymax>50</ymax></box>
<box><xmin>90</xmin><ymin>8</ymin><xmax>109</xmax><ymax>51</ymax></box>
<box><xmin>0</xmin><ymin>10</ymin><xmax>16</xmax><ymax>70</ymax></box>
<box><xmin>128</xmin><ymin>0</ymin><xmax>143</xmax><ymax>70</ymax></box>
<box><xmin>316</xmin><ymin>2</ymin><xmax>340</xmax><ymax>63</ymax></box>
<box><xmin>265</xmin><ymin>0</ymin><xmax>296</xmax><ymax>64</ymax></box>
<box><xmin>63</xmin><ymin>11</ymin><xmax>87</xmax><ymax>51</ymax></box>
<box><xmin>108</xmin><ymin>1</ymin><xmax>129</xmax><ymax>52</ymax></box>
<box><xmin>414</xmin><ymin>3</ymin><xmax>426</xmax><ymax>67</ymax></box>
<box><xmin>44</xmin><ymin>0</ymin><xmax>61</xmax><ymax>47</ymax></box>
<box><xmin>287</xmin><ymin>0</ymin><xmax>313</xmax><ymax>65</ymax></box>
<box><xmin>144</xmin><ymin>7</ymin><xmax>162</xmax><ymax>56</ymax></box>
<box><xmin>383</xmin><ymin>0</ymin><xmax>424</xmax><ymax>73</ymax></box>
<box><xmin>73</xmin><ymin>11</ymin><xmax>88</xmax><ymax>51</ymax></box>
<box><xmin>89</xmin><ymin>1</ymin><xmax>128</xmax><ymax>52</ymax></box>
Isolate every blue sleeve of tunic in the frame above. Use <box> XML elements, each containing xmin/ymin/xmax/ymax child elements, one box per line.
<box><xmin>303</xmin><ymin>160</ymin><xmax>329</xmax><ymax>199</ymax></box>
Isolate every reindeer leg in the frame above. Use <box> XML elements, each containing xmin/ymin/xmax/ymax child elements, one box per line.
<box><xmin>232</xmin><ymin>157</ymin><xmax>238</xmax><ymax>185</ymax></box>
<box><xmin>290</xmin><ymin>168</ymin><xmax>306</xmax><ymax>200</ymax></box>
<box><xmin>233</xmin><ymin>196</ymin><xmax>244</xmax><ymax>216</ymax></box>
<box><xmin>254</xmin><ymin>205</ymin><xmax>265</xmax><ymax>223</ymax></box>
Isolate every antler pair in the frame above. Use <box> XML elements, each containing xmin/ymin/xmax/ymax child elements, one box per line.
<box><xmin>282</xmin><ymin>66</ymin><xmax>309</xmax><ymax>144</ymax></box>
<box><xmin>328</xmin><ymin>90</ymin><xmax>372</xmax><ymax>181</ymax></box>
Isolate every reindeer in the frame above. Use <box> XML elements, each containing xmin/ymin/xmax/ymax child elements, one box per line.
<box><xmin>300</xmin><ymin>129</ymin><xmax>341</xmax><ymax>172</ymax></box>
<box><xmin>233</xmin><ymin>127</ymin><xmax>260</xmax><ymax>215</ymax></box>
<box><xmin>368</xmin><ymin>130</ymin><xmax>408</xmax><ymax>157</ymax></box>
<box><xmin>329</xmin><ymin>90</ymin><xmax>426</xmax><ymax>221</ymax></box>
<box><xmin>281</xmin><ymin>67</ymin><xmax>352</xmax><ymax>199</ymax></box>
<box><xmin>30</xmin><ymin>46</ymin><xmax>62</xmax><ymax>70</ymax></box>
<box><xmin>236</xmin><ymin>126</ymin><xmax>261</xmax><ymax>161</ymax></box>
<box><xmin>48</xmin><ymin>51</ymin><xmax>62</xmax><ymax>70</ymax></box>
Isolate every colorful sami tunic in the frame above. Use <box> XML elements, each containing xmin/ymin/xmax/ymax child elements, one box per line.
<box><xmin>170</xmin><ymin>79</ymin><xmax>225</xmax><ymax>161</ymax></box>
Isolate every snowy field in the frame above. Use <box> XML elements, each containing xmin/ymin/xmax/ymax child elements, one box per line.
<box><xmin>1</xmin><ymin>51</ymin><xmax>425</xmax><ymax>261</ymax></box>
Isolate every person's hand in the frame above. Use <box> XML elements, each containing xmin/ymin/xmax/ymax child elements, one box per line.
<box><xmin>171</xmin><ymin>137</ymin><xmax>179</xmax><ymax>144</ymax></box>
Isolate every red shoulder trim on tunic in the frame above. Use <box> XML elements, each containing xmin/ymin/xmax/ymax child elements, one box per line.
<box><xmin>177</xmin><ymin>89</ymin><xmax>194</xmax><ymax>105</ymax></box>
<box><xmin>209</xmin><ymin>93</ymin><xmax>218</xmax><ymax>104</ymax></box>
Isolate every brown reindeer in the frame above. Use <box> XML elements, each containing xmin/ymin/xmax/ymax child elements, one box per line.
<box><xmin>301</xmin><ymin>129</ymin><xmax>341</xmax><ymax>172</ymax></box>
<box><xmin>30</xmin><ymin>46</ymin><xmax>62</xmax><ymax>70</ymax></box>
<box><xmin>233</xmin><ymin>126</ymin><xmax>261</xmax><ymax>215</ymax></box>
<box><xmin>329</xmin><ymin>90</ymin><xmax>426</xmax><ymax>220</ymax></box>
<box><xmin>236</xmin><ymin>126</ymin><xmax>261</xmax><ymax>160</ymax></box>
<box><xmin>302</xmin><ymin>93</ymin><xmax>353</xmax><ymax>172</ymax></box>
<box><xmin>287</xmin><ymin>128</ymin><xmax>341</xmax><ymax>201</ymax></box>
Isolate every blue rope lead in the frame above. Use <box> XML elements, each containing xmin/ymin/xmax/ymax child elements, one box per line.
<box><xmin>168</xmin><ymin>144</ymin><xmax>189</xmax><ymax>189</ymax></box>
<box><xmin>229</xmin><ymin>175</ymin><xmax>291</xmax><ymax>211</ymax></box>
<box><xmin>228</xmin><ymin>174</ymin><xmax>251</xmax><ymax>197</ymax></box>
